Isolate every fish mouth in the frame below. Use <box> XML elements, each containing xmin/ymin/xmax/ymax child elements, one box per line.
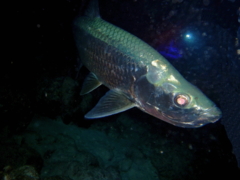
<box><xmin>199</xmin><ymin>105</ymin><xmax>222</xmax><ymax>123</ymax></box>
<box><xmin>184</xmin><ymin>105</ymin><xmax>222</xmax><ymax>128</ymax></box>
<box><xmin>161</xmin><ymin>105</ymin><xmax>222</xmax><ymax>128</ymax></box>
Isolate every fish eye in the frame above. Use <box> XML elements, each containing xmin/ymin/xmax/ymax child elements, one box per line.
<box><xmin>174</xmin><ymin>94</ymin><xmax>190</xmax><ymax>107</ymax></box>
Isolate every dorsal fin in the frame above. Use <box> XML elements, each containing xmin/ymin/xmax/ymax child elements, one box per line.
<box><xmin>84</xmin><ymin>0</ymin><xmax>100</xmax><ymax>18</ymax></box>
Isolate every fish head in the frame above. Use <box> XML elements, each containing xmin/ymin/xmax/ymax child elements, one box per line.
<box><xmin>134</xmin><ymin>60</ymin><xmax>222</xmax><ymax>128</ymax></box>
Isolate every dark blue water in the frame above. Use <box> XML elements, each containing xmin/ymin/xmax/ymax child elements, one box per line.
<box><xmin>1</xmin><ymin>0</ymin><xmax>239</xmax><ymax>179</ymax></box>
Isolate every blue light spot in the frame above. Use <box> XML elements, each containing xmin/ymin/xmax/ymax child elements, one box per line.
<box><xmin>185</xmin><ymin>34</ymin><xmax>191</xmax><ymax>39</ymax></box>
<box><xmin>184</xmin><ymin>32</ymin><xmax>195</xmax><ymax>43</ymax></box>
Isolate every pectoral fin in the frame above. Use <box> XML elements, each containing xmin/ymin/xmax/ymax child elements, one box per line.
<box><xmin>85</xmin><ymin>90</ymin><xmax>135</xmax><ymax>119</ymax></box>
<box><xmin>80</xmin><ymin>72</ymin><xmax>102</xmax><ymax>95</ymax></box>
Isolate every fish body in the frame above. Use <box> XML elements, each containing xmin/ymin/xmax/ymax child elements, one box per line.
<box><xmin>73</xmin><ymin>0</ymin><xmax>222</xmax><ymax>127</ymax></box>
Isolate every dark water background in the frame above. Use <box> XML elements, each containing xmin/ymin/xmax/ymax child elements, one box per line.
<box><xmin>1</xmin><ymin>0</ymin><xmax>239</xmax><ymax>179</ymax></box>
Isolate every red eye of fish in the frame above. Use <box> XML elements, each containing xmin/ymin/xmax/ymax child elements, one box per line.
<box><xmin>174</xmin><ymin>94</ymin><xmax>190</xmax><ymax>107</ymax></box>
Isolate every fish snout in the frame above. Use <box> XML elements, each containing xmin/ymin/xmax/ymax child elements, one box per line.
<box><xmin>202</xmin><ymin>105</ymin><xmax>222</xmax><ymax>123</ymax></box>
<box><xmin>180</xmin><ymin>105</ymin><xmax>222</xmax><ymax>128</ymax></box>
<box><xmin>191</xmin><ymin>105</ymin><xmax>222</xmax><ymax>127</ymax></box>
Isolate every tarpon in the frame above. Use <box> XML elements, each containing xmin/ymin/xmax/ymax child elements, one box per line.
<box><xmin>73</xmin><ymin>0</ymin><xmax>222</xmax><ymax>127</ymax></box>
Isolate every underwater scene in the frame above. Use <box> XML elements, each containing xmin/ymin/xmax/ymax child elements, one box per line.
<box><xmin>1</xmin><ymin>0</ymin><xmax>240</xmax><ymax>179</ymax></box>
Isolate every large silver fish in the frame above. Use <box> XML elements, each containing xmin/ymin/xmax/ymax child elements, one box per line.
<box><xmin>73</xmin><ymin>0</ymin><xmax>222</xmax><ymax>127</ymax></box>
